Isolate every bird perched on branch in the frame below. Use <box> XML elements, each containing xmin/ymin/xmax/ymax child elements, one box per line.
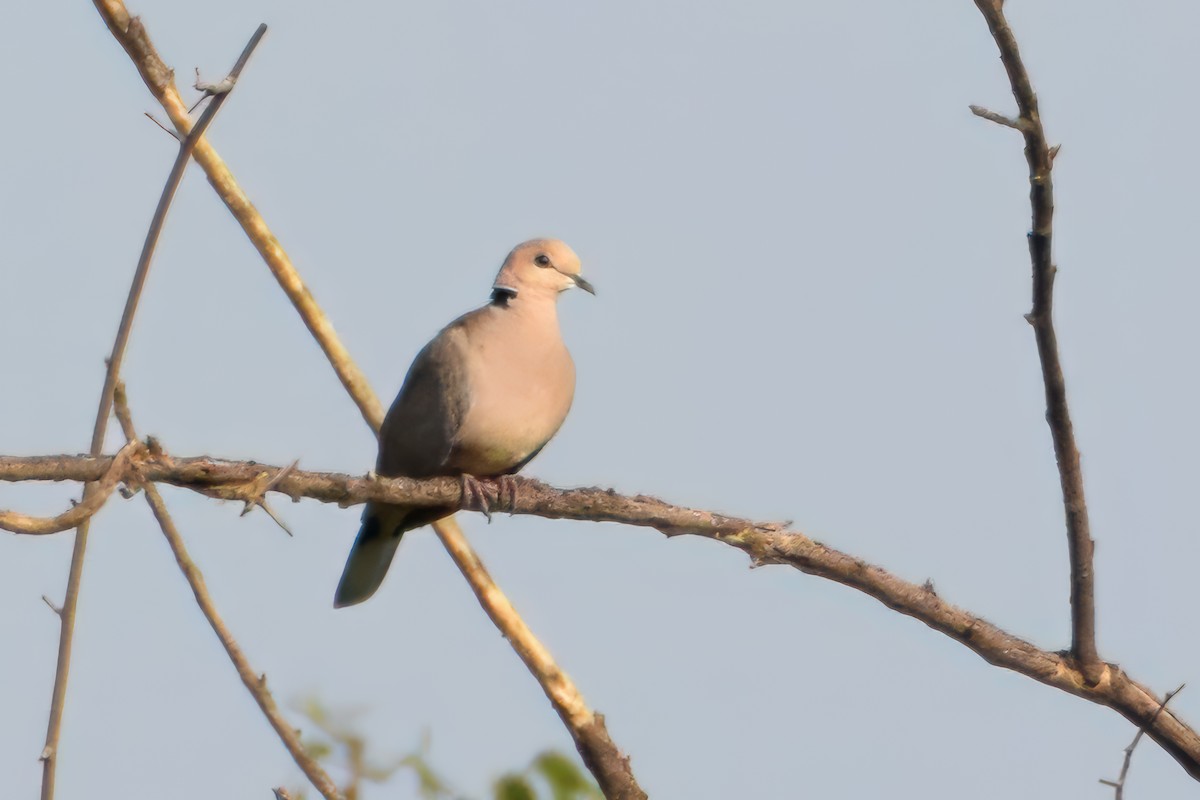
<box><xmin>334</xmin><ymin>239</ymin><xmax>594</xmax><ymax>607</ymax></box>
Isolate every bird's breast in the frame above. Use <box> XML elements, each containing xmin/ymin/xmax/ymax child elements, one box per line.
<box><xmin>451</xmin><ymin>334</ymin><xmax>576</xmax><ymax>476</ymax></box>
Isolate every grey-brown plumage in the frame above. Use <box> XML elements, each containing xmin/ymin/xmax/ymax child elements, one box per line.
<box><xmin>334</xmin><ymin>239</ymin><xmax>594</xmax><ymax>607</ymax></box>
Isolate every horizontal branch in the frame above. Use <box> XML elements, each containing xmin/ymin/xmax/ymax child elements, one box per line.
<box><xmin>3</xmin><ymin>450</ymin><xmax>1200</xmax><ymax>780</ymax></box>
<box><xmin>0</xmin><ymin>453</ymin><xmax>778</xmax><ymax>534</ymax></box>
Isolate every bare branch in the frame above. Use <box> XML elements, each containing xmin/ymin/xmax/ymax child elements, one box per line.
<box><xmin>1102</xmin><ymin>684</ymin><xmax>1187</xmax><ymax>798</ymax></box>
<box><xmin>143</xmin><ymin>481</ymin><xmax>343</xmax><ymax>800</ymax></box>
<box><xmin>7</xmin><ymin>449</ymin><xmax>1200</xmax><ymax>780</ymax></box>
<box><xmin>433</xmin><ymin>516</ymin><xmax>645</xmax><ymax>799</ymax></box>
<box><xmin>38</xmin><ymin>23</ymin><xmax>266</xmax><ymax>800</ymax></box>
<box><xmin>971</xmin><ymin>0</ymin><xmax>1102</xmax><ymax>685</ymax></box>
<box><xmin>93</xmin><ymin>0</ymin><xmax>383</xmax><ymax>431</ymax></box>
<box><xmin>112</xmin><ymin>387</ymin><xmax>342</xmax><ymax>800</ymax></box>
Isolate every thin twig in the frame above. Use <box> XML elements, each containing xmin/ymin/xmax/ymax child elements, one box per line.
<box><xmin>8</xmin><ymin>449</ymin><xmax>1200</xmax><ymax>780</ymax></box>
<box><xmin>111</xmin><ymin>386</ymin><xmax>342</xmax><ymax>800</ymax></box>
<box><xmin>971</xmin><ymin>0</ymin><xmax>1102</xmax><ymax>685</ymax></box>
<box><xmin>37</xmin><ymin>25</ymin><xmax>265</xmax><ymax>800</ymax></box>
<box><xmin>1101</xmin><ymin>684</ymin><xmax>1186</xmax><ymax>798</ymax></box>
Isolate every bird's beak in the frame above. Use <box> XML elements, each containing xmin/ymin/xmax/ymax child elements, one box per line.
<box><xmin>572</xmin><ymin>274</ymin><xmax>596</xmax><ymax>295</ymax></box>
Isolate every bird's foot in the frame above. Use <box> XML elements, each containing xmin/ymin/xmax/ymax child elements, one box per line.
<box><xmin>494</xmin><ymin>474</ymin><xmax>520</xmax><ymax>514</ymax></box>
<box><xmin>458</xmin><ymin>474</ymin><xmax>521</xmax><ymax>522</ymax></box>
<box><xmin>460</xmin><ymin>474</ymin><xmax>494</xmax><ymax>522</ymax></box>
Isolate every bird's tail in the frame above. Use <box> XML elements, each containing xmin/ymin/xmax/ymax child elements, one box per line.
<box><xmin>333</xmin><ymin>503</ymin><xmax>411</xmax><ymax>608</ymax></box>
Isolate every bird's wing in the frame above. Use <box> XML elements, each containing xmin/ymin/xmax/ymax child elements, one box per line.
<box><xmin>377</xmin><ymin>317</ymin><xmax>474</xmax><ymax>478</ymax></box>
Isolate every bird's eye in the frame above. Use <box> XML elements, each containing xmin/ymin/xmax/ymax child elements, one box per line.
<box><xmin>534</xmin><ymin>254</ymin><xmax>551</xmax><ymax>267</ymax></box>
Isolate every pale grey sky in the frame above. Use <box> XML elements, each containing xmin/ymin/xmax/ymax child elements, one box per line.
<box><xmin>3</xmin><ymin>1</ymin><xmax>1199</xmax><ymax>798</ymax></box>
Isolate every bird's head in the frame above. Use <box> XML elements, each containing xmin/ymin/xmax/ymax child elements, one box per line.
<box><xmin>492</xmin><ymin>239</ymin><xmax>595</xmax><ymax>301</ymax></box>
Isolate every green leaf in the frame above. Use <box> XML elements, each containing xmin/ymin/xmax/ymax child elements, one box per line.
<box><xmin>532</xmin><ymin>751</ymin><xmax>600</xmax><ymax>799</ymax></box>
<box><xmin>494</xmin><ymin>773</ymin><xmax>537</xmax><ymax>800</ymax></box>
<box><xmin>301</xmin><ymin>739</ymin><xmax>334</xmax><ymax>762</ymax></box>
<box><xmin>398</xmin><ymin>753</ymin><xmax>453</xmax><ymax>800</ymax></box>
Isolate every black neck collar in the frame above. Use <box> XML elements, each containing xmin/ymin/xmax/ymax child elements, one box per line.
<box><xmin>490</xmin><ymin>286</ymin><xmax>518</xmax><ymax>306</ymax></box>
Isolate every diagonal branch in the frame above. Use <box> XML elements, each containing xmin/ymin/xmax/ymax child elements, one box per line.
<box><xmin>111</xmin><ymin>386</ymin><xmax>343</xmax><ymax>800</ymax></box>
<box><xmin>432</xmin><ymin>516</ymin><xmax>642</xmax><ymax>799</ymax></box>
<box><xmin>37</xmin><ymin>23</ymin><xmax>265</xmax><ymax>800</ymax></box>
<box><xmin>92</xmin><ymin>3</ymin><xmax>643</xmax><ymax>795</ymax></box>
<box><xmin>7</xmin><ymin>450</ymin><xmax>1200</xmax><ymax>780</ymax></box>
<box><xmin>425</xmin><ymin>515</ymin><xmax>644</xmax><ymax>798</ymax></box>
<box><xmin>93</xmin><ymin>0</ymin><xmax>383</xmax><ymax>431</ymax></box>
<box><xmin>970</xmin><ymin>0</ymin><xmax>1102</xmax><ymax>684</ymax></box>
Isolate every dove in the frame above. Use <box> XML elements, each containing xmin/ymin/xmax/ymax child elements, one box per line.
<box><xmin>334</xmin><ymin>239</ymin><xmax>593</xmax><ymax>607</ymax></box>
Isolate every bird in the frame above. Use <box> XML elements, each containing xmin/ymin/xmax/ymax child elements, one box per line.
<box><xmin>334</xmin><ymin>238</ymin><xmax>594</xmax><ymax>608</ymax></box>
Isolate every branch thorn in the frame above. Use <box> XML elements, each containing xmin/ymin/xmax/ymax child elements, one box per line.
<box><xmin>969</xmin><ymin>104</ymin><xmax>1030</xmax><ymax>131</ymax></box>
<box><xmin>41</xmin><ymin>595</ymin><xmax>63</xmax><ymax>616</ymax></box>
<box><xmin>236</xmin><ymin>460</ymin><xmax>298</xmax><ymax>535</ymax></box>
<box><xmin>143</xmin><ymin>111</ymin><xmax>180</xmax><ymax>140</ymax></box>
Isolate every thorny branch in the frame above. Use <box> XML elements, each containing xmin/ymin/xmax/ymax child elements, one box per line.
<box><xmin>5</xmin><ymin>450</ymin><xmax>1200</xmax><ymax>780</ymax></box>
<box><xmin>970</xmin><ymin>0</ymin><xmax>1102</xmax><ymax>684</ymax></box>
<box><xmin>37</xmin><ymin>22</ymin><xmax>265</xmax><ymax>800</ymax></box>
